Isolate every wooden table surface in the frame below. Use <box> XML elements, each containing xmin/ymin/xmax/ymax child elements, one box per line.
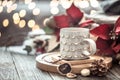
<box><xmin>0</xmin><ymin>47</ymin><xmax>120</xmax><ymax>80</ymax></box>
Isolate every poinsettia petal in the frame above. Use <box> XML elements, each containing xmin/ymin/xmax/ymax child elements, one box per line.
<box><xmin>111</xmin><ymin>41</ymin><xmax>117</xmax><ymax>48</ymax></box>
<box><xmin>54</xmin><ymin>29</ymin><xmax>60</xmax><ymax>42</ymax></box>
<box><xmin>90</xmin><ymin>24</ymin><xmax>112</xmax><ymax>40</ymax></box>
<box><xmin>96</xmin><ymin>37</ymin><xmax>116</xmax><ymax>56</ymax></box>
<box><xmin>96</xmin><ymin>37</ymin><xmax>110</xmax><ymax>50</ymax></box>
<box><xmin>113</xmin><ymin>44</ymin><xmax>120</xmax><ymax>53</ymax></box>
<box><xmin>115</xmin><ymin>17</ymin><xmax>120</xmax><ymax>34</ymax></box>
<box><xmin>79</xmin><ymin>20</ymin><xmax>94</xmax><ymax>28</ymax></box>
<box><xmin>66</xmin><ymin>3</ymin><xmax>83</xmax><ymax>25</ymax></box>
<box><xmin>96</xmin><ymin>48</ymin><xmax>115</xmax><ymax>56</ymax></box>
<box><xmin>36</xmin><ymin>47</ymin><xmax>45</xmax><ymax>53</ymax></box>
<box><xmin>54</xmin><ymin>15</ymin><xmax>70</xmax><ymax>28</ymax></box>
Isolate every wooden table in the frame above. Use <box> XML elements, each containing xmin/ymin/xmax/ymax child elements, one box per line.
<box><xmin>0</xmin><ymin>47</ymin><xmax>120</xmax><ymax>80</ymax></box>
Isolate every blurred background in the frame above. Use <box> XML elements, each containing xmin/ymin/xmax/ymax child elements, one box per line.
<box><xmin>0</xmin><ymin>0</ymin><xmax>119</xmax><ymax>47</ymax></box>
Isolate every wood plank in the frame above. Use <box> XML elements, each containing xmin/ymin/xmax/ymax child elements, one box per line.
<box><xmin>11</xmin><ymin>52</ymin><xmax>53</xmax><ymax>80</ymax></box>
<box><xmin>77</xmin><ymin>75</ymin><xmax>113</xmax><ymax>80</ymax></box>
<box><xmin>108</xmin><ymin>65</ymin><xmax>120</xmax><ymax>80</ymax></box>
<box><xmin>76</xmin><ymin>66</ymin><xmax>120</xmax><ymax>80</ymax></box>
<box><xmin>0</xmin><ymin>47</ymin><xmax>20</xmax><ymax>80</ymax></box>
<box><xmin>49</xmin><ymin>72</ymin><xmax>76</xmax><ymax>80</ymax></box>
<box><xmin>5</xmin><ymin>47</ymin><xmax>120</xmax><ymax>80</ymax></box>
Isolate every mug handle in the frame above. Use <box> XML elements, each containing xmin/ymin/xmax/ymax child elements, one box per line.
<box><xmin>82</xmin><ymin>39</ymin><xmax>96</xmax><ymax>56</ymax></box>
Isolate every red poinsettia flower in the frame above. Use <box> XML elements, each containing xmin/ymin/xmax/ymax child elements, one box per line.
<box><xmin>54</xmin><ymin>15</ymin><xmax>70</xmax><ymax>28</ymax></box>
<box><xmin>53</xmin><ymin>3</ymin><xmax>83</xmax><ymax>41</ymax></box>
<box><xmin>90</xmin><ymin>17</ymin><xmax>120</xmax><ymax>57</ymax></box>
<box><xmin>79</xmin><ymin>19</ymin><xmax>95</xmax><ymax>28</ymax></box>
<box><xmin>66</xmin><ymin>3</ymin><xmax>83</xmax><ymax>25</ymax></box>
<box><xmin>54</xmin><ymin>4</ymin><xmax>83</xmax><ymax>28</ymax></box>
<box><xmin>95</xmin><ymin>37</ymin><xmax>115</xmax><ymax>56</ymax></box>
<box><xmin>115</xmin><ymin>17</ymin><xmax>120</xmax><ymax>34</ymax></box>
<box><xmin>90</xmin><ymin>24</ymin><xmax>113</xmax><ymax>40</ymax></box>
<box><xmin>54</xmin><ymin>28</ymin><xmax>60</xmax><ymax>41</ymax></box>
<box><xmin>36</xmin><ymin>47</ymin><xmax>45</xmax><ymax>54</ymax></box>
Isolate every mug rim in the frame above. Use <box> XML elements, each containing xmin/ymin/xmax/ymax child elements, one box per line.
<box><xmin>60</xmin><ymin>28</ymin><xmax>89</xmax><ymax>32</ymax></box>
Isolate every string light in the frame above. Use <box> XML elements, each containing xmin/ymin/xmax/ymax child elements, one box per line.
<box><xmin>13</xmin><ymin>18</ymin><xmax>20</xmax><ymax>24</ymax></box>
<box><xmin>0</xmin><ymin>32</ymin><xmax>1</xmax><ymax>37</ymax></box>
<box><xmin>50</xmin><ymin>0</ymin><xmax>59</xmax><ymax>7</ymax></box>
<box><xmin>0</xmin><ymin>6</ymin><xmax>3</xmax><ymax>13</ymax></box>
<box><xmin>19</xmin><ymin>20</ymin><xmax>26</xmax><ymax>28</ymax></box>
<box><xmin>90</xmin><ymin>0</ymin><xmax>99</xmax><ymax>8</ymax></box>
<box><xmin>13</xmin><ymin>13</ymin><xmax>19</xmax><ymax>20</ymax></box>
<box><xmin>7</xmin><ymin>6</ymin><xmax>13</xmax><ymax>13</ymax></box>
<box><xmin>28</xmin><ymin>19</ymin><xmax>35</xmax><ymax>28</ymax></box>
<box><xmin>2</xmin><ymin>0</ymin><xmax>7</xmax><ymax>7</ymax></box>
<box><xmin>25</xmin><ymin>0</ymin><xmax>32</xmax><ymax>4</ymax></box>
<box><xmin>13</xmin><ymin>13</ymin><xmax>20</xmax><ymax>24</ymax></box>
<box><xmin>33</xmin><ymin>8</ymin><xmax>40</xmax><ymax>15</ymax></box>
<box><xmin>0</xmin><ymin>0</ymin><xmax>99</xmax><ymax>31</ymax></box>
<box><xmin>79</xmin><ymin>0</ymin><xmax>89</xmax><ymax>8</ymax></box>
<box><xmin>0</xmin><ymin>1</ymin><xmax>2</xmax><ymax>6</ymax></box>
<box><xmin>32</xmin><ymin>24</ymin><xmax>40</xmax><ymax>31</ymax></box>
<box><xmin>11</xmin><ymin>3</ymin><xmax>17</xmax><ymax>10</ymax></box>
<box><xmin>43</xmin><ymin>18</ymin><xmax>49</xmax><ymax>26</ymax></box>
<box><xmin>28</xmin><ymin>2</ymin><xmax>36</xmax><ymax>10</ymax></box>
<box><xmin>50</xmin><ymin>7</ymin><xmax>59</xmax><ymax>15</ymax></box>
<box><xmin>7</xmin><ymin>1</ymin><xmax>13</xmax><ymax>7</ymax></box>
<box><xmin>19</xmin><ymin>9</ymin><xmax>26</xmax><ymax>18</ymax></box>
<box><xmin>74</xmin><ymin>0</ymin><xmax>80</xmax><ymax>7</ymax></box>
<box><xmin>3</xmin><ymin>19</ymin><xmax>9</xmax><ymax>27</ymax></box>
<box><xmin>60</xmin><ymin>0</ymin><xmax>73</xmax><ymax>9</ymax></box>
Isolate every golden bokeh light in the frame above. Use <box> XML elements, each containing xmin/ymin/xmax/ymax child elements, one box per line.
<box><xmin>33</xmin><ymin>8</ymin><xmax>40</xmax><ymax>15</ymax></box>
<box><xmin>90</xmin><ymin>0</ymin><xmax>99</xmax><ymax>8</ymax></box>
<box><xmin>32</xmin><ymin>24</ymin><xmax>40</xmax><ymax>31</ymax></box>
<box><xmin>0</xmin><ymin>6</ymin><xmax>3</xmax><ymax>13</ymax></box>
<box><xmin>79</xmin><ymin>0</ymin><xmax>89</xmax><ymax>8</ymax></box>
<box><xmin>0</xmin><ymin>1</ymin><xmax>2</xmax><ymax>5</ymax></box>
<box><xmin>19</xmin><ymin>20</ymin><xmax>26</xmax><ymax>28</ymax></box>
<box><xmin>19</xmin><ymin>9</ymin><xmax>26</xmax><ymax>18</ymax></box>
<box><xmin>28</xmin><ymin>19</ymin><xmax>35</xmax><ymax>28</ymax></box>
<box><xmin>13</xmin><ymin>18</ymin><xmax>20</xmax><ymax>24</ymax></box>
<box><xmin>7</xmin><ymin>1</ymin><xmax>13</xmax><ymax>7</ymax></box>
<box><xmin>3</xmin><ymin>19</ymin><xmax>9</xmax><ymax>27</ymax></box>
<box><xmin>12</xmin><ymin>3</ymin><xmax>17</xmax><ymax>10</ymax></box>
<box><xmin>60</xmin><ymin>0</ymin><xmax>73</xmax><ymax>9</ymax></box>
<box><xmin>7</xmin><ymin>7</ymin><xmax>13</xmax><ymax>13</ymax></box>
<box><xmin>25</xmin><ymin>0</ymin><xmax>32</xmax><ymax>4</ymax></box>
<box><xmin>28</xmin><ymin>2</ymin><xmax>36</xmax><ymax>9</ymax></box>
<box><xmin>50</xmin><ymin>0</ymin><xmax>59</xmax><ymax>7</ymax></box>
<box><xmin>0</xmin><ymin>32</ymin><xmax>1</xmax><ymax>37</ymax></box>
<box><xmin>43</xmin><ymin>18</ymin><xmax>49</xmax><ymax>26</ymax></box>
<box><xmin>74</xmin><ymin>0</ymin><xmax>80</xmax><ymax>7</ymax></box>
<box><xmin>50</xmin><ymin>7</ymin><xmax>59</xmax><ymax>15</ymax></box>
<box><xmin>2</xmin><ymin>0</ymin><xmax>7</xmax><ymax>7</ymax></box>
<box><xmin>13</xmin><ymin>13</ymin><xmax>19</xmax><ymax>20</ymax></box>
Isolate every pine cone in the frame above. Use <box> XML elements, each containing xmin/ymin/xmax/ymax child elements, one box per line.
<box><xmin>90</xmin><ymin>59</ymin><xmax>109</xmax><ymax>76</ymax></box>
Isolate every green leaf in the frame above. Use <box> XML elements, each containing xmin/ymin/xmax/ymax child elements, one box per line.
<box><xmin>43</xmin><ymin>26</ymin><xmax>54</xmax><ymax>35</ymax></box>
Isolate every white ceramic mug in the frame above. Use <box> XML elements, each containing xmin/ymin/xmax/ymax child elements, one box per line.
<box><xmin>60</xmin><ymin>28</ymin><xmax>96</xmax><ymax>60</ymax></box>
